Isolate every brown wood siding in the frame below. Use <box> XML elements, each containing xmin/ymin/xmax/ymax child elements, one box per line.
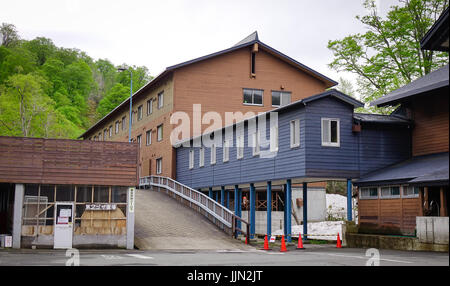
<box><xmin>0</xmin><ymin>136</ymin><xmax>139</xmax><ymax>186</ymax></box>
<box><xmin>412</xmin><ymin>92</ymin><xmax>449</xmax><ymax>157</ymax></box>
<box><xmin>358</xmin><ymin>196</ymin><xmax>420</xmax><ymax>235</ymax></box>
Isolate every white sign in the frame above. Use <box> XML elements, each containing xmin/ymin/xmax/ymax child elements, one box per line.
<box><xmin>128</xmin><ymin>187</ymin><xmax>135</xmax><ymax>213</ymax></box>
<box><xmin>58</xmin><ymin>216</ymin><xmax>69</xmax><ymax>224</ymax></box>
<box><xmin>4</xmin><ymin>236</ymin><xmax>12</xmax><ymax>248</ymax></box>
<box><xmin>270</xmin><ymin>236</ymin><xmax>276</xmax><ymax>243</ymax></box>
<box><xmin>86</xmin><ymin>204</ymin><xmax>117</xmax><ymax>211</ymax></box>
<box><xmin>60</xmin><ymin>209</ymin><xmax>71</xmax><ymax>217</ymax></box>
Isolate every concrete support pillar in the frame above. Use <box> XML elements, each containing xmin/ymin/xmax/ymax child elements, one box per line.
<box><xmin>13</xmin><ymin>183</ymin><xmax>24</xmax><ymax>249</ymax></box>
<box><xmin>208</xmin><ymin>187</ymin><xmax>213</xmax><ymax>199</ymax></box>
<box><xmin>286</xmin><ymin>179</ymin><xmax>292</xmax><ymax>243</ymax></box>
<box><xmin>126</xmin><ymin>187</ymin><xmax>136</xmax><ymax>250</ymax></box>
<box><xmin>249</xmin><ymin>183</ymin><xmax>255</xmax><ymax>239</ymax></box>
<box><xmin>347</xmin><ymin>179</ymin><xmax>353</xmax><ymax>221</ymax></box>
<box><xmin>221</xmin><ymin>186</ymin><xmax>225</xmax><ymax>206</ymax></box>
<box><xmin>303</xmin><ymin>182</ymin><xmax>308</xmax><ymax>241</ymax></box>
<box><xmin>267</xmin><ymin>181</ymin><xmax>272</xmax><ymax>236</ymax></box>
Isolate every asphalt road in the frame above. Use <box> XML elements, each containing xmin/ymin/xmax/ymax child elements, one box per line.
<box><xmin>0</xmin><ymin>245</ymin><xmax>448</xmax><ymax>266</ymax></box>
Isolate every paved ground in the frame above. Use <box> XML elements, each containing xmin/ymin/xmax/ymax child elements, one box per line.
<box><xmin>0</xmin><ymin>245</ymin><xmax>448</xmax><ymax>266</ymax></box>
<box><xmin>134</xmin><ymin>188</ymin><xmax>252</xmax><ymax>250</ymax></box>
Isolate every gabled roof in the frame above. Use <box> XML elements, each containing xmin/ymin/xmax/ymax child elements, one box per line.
<box><xmin>354</xmin><ymin>152</ymin><xmax>449</xmax><ymax>186</ymax></box>
<box><xmin>370</xmin><ymin>64</ymin><xmax>449</xmax><ymax>107</ymax></box>
<box><xmin>79</xmin><ymin>32</ymin><xmax>337</xmax><ymax>138</ymax></box>
<box><xmin>420</xmin><ymin>6</ymin><xmax>449</xmax><ymax>52</ymax></box>
<box><xmin>173</xmin><ymin>89</ymin><xmax>363</xmax><ymax>147</ymax></box>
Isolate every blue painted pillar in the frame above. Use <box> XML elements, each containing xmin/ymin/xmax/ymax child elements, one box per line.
<box><xmin>221</xmin><ymin>186</ymin><xmax>225</xmax><ymax>206</ymax></box>
<box><xmin>249</xmin><ymin>183</ymin><xmax>256</xmax><ymax>239</ymax></box>
<box><xmin>347</xmin><ymin>179</ymin><xmax>353</xmax><ymax>221</ymax></box>
<box><xmin>234</xmin><ymin>185</ymin><xmax>241</xmax><ymax>234</ymax></box>
<box><xmin>286</xmin><ymin>179</ymin><xmax>292</xmax><ymax>243</ymax></box>
<box><xmin>267</xmin><ymin>181</ymin><xmax>272</xmax><ymax>236</ymax></box>
<box><xmin>283</xmin><ymin>184</ymin><xmax>287</xmax><ymax>237</ymax></box>
<box><xmin>303</xmin><ymin>182</ymin><xmax>308</xmax><ymax>241</ymax></box>
<box><xmin>208</xmin><ymin>187</ymin><xmax>213</xmax><ymax>199</ymax></box>
<box><xmin>226</xmin><ymin>190</ymin><xmax>230</xmax><ymax>209</ymax></box>
<box><xmin>214</xmin><ymin>191</ymin><xmax>218</xmax><ymax>202</ymax></box>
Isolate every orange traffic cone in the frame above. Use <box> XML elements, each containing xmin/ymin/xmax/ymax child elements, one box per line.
<box><xmin>262</xmin><ymin>235</ymin><xmax>271</xmax><ymax>250</ymax></box>
<box><xmin>280</xmin><ymin>235</ymin><xmax>288</xmax><ymax>252</ymax></box>
<box><xmin>296</xmin><ymin>234</ymin><xmax>305</xmax><ymax>250</ymax></box>
<box><xmin>336</xmin><ymin>233</ymin><xmax>342</xmax><ymax>248</ymax></box>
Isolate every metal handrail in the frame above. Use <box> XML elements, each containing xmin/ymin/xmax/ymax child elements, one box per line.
<box><xmin>139</xmin><ymin>176</ymin><xmax>250</xmax><ymax>242</ymax></box>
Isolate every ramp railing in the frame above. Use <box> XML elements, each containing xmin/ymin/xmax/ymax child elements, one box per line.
<box><xmin>139</xmin><ymin>176</ymin><xmax>250</xmax><ymax>242</ymax></box>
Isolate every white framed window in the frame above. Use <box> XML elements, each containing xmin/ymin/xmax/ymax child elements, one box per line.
<box><xmin>290</xmin><ymin>119</ymin><xmax>300</xmax><ymax>148</ymax></box>
<box><xmin>146</xmin><ymin>130</ymin><xmax>152</xmax><ymax>146</ymax></box>
<box><xmin>158</xmin><ymin>91</ymin><xmax>164</xmax><ymax>109</ymax></box>
<box><xmin>321</xmin><ymin>118</ymin><xmax>340</xmax><ymax>147</ymax></box>
<box><xmin>157</xmin><ymin>124</ymin><xmax>163</xmax><ymax>141</ymax></box>
<box><xmin>272</xmin><ymin>91</ymin><xmax>291</xmax><ymax>107</ymax></box>
<box><xmin>93</xmin><ymin>136</ymin><xmax>97</xmax><ymax>141</ymax></box>
<box><xmin>243</xmin><ymin>88</ymin><xmax>263</xmax><ymax>106</ymax></box>
<box><xmin>236</xmin><ymin>135</ymin><xmax>244</xmax><ymax>159</ymax></box>
<box><xmin>199</xmin><ymin>147</ymin><xmax>205</xmax><ymax>167</ymax></box>
<box><xmin>252</xmin><ymin>130</ymin><xmax>260</xmax><ymax>156</ymax></box>
<box><xmin>137</xmin><ymin>105</ymin><xmax>143</xmax><ymax>120</ymax></box>
<box><xmin>156</xmin><ymin>158</ymin><xmax>162</xmax><ymax>174</ymax></box>
<box><xmin>210</xmin><ymin>144</ymin><xmax>216</xmax><ymax>165</ymax></box>
<box><xmin>189</xmin><ymin>149</ymin><xmax>194</xmax><ymax>169</ymax></box>
<box><xmin>270</xmin><ymin>125</ymin><xmax>278</xmax><ymax>152</ymax></box>
<box><xmin>403</xmin><ymin>186</ymin><xmax>419</xmax><ymax>198</ymax></box>
<box><xmin>147</xmin><ymin>99</ymin><xmax>153</xmax><ymax>115</ymax></box>
<box><xmin>223</xmin><ymin>139</ymin><xmax>230</xmax><ymax>162</ymax></box>
<box><xmin>115</xmin><ymin>121</ymin><xmax>120</xmax><ymax>134</ymax></box>
<box><xmin>103</xmin><ymin>129</ymin><xmax>108</xmax><ymax>141</ymax></box>
<box><xmin>122</xmin><ymin>116</ymin><xmax>126</xmax><ymax>130</ymax></box>
<box><xmin>360</xmin><ymin>187</ymin><xmax>378</xmax><ymax>199</ymax></box>
<box><xmin>380</xmin><ymin>186</ymin><xmax>400</xmax><ymax>198</ymax></box>
<box><xmin>109</xmin><ymin>126</ymin><xmax>113</xmax><ymax>137</ymax></box>
<box><xmin>137</xmin><ymin>135</ymin><xmax>142</xmax><ymax>148</ymax></box>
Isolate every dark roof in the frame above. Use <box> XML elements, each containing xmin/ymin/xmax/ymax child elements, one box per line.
<box><xmin>353</xmin><ymin>113</ymin><xmax>411</xmax><ymax>125</ymax></box>
<box><xmin>354</xmin><ymin>152</ymin><xmax>449</xmax><ymax>186</ymax></box>
<box><xmin>370</xmin><ymin>64</ymin><xmax>449</xmax><ymax>107</ymax></box>
<box><xmin>79</xmin><ymin>32</ymin><xmax>337</xmax><ymax>139</ymax></box>
<box><xmin>420</xmin><ymin>6</ymin><xmax>449</xmax><ymax>52</ymax></box>
<box><xmin>174</xmin><ymin>89</ymin><xmax>363</xmax><ymax>147</ymax></box>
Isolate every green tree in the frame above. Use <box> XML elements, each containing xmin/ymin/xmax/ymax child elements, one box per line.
<box><xmin>327</xmin><ymin>0</ymin><xmax>449</xmax><ymax>113</ymax></box>
<box><xmin>0</xmin><ymin>23</ymin><xmax>19</xmax><ymax>47</ymax></box>
<box><xmin>96</xmin><ymin>83</ymin><xmax>130</xmax><ymax>117</ymax></box>
<box><xmin>116</xmin><ymin>65</ymin><xmax>151</xmax><ymax>93</ymax></box>
<box><xmin>23</xmin><ymin>37</ymin><xmax>56</xmax><ymax>66</ymax></box>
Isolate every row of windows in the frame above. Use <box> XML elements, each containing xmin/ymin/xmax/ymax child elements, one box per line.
<box><xmin>243</xmin><ymin>88</ymin><xmax>291</xmax><ymax>107</ymax></box>
<box><xmin>187</xmin><ymin>117</ymin><xmax>341</xmax><ymax>170</ymax></box>
<box><xmin>360</xmin><ymin>186</ymin><xmax>419</xmax><ymax>199</ymax></box>
<box><xmin>89</xmin><ymin>91</ymin><xmax>164</xmax><ymax>141</ymax></box>
<box><xmin>136</xmin><ymin>124</ymin><xmax>164</xmax><ymax>147</ymax></box>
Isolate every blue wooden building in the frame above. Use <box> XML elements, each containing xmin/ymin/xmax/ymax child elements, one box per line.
<box><xmin>174</xmin><ymin>89</ymin><xmax>412</xmax><ymax>241</ymax></box>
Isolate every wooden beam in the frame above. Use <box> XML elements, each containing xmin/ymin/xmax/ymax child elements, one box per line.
<box><xmin>440</xmin><ymin>187</ymin><xmax>447</xmax><ymax>216</ymax></box>
<box><xmin>419</xmin><ymin>187</ymin><xmax>424</xmax><ymax>216</ymax></box>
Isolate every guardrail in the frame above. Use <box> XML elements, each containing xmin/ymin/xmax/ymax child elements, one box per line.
<box><xmin>139</xmin><ymin>176</ymin><xmax>250</xmax><ymax>243</ymax></box>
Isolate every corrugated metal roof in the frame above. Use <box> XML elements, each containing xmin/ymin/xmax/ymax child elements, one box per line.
<box><xmin>353</xmin><ymin>113</ymin><xmax>411</xmax><ymax>125</ymax></box>
<box><xmin>371</xmin><ymin>64</ymin><xmax>449</xmax><ymax>107</ymax></box>
<box><xmin>354</xmin><ymin>152</ymin><xmax>449</xmax><ymax>186</ymax></box>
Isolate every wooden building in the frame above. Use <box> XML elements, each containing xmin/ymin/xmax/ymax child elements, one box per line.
<box><xmin>354</xmin><ymin>7</ymin><xmax>449</xmax><ymax>236</ymax></box>
<box><xmin>0</xmin><ymin>136</ymin><xmax>139</xmax><ymax>249</ymax></box>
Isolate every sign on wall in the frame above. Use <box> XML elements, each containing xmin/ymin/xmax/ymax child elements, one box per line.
<box><xmin>128</xmin><ymin>187</ymin><xmax>135</xmax><ymax>213</ymax></box>
<box><xmin>86</xmin><ymin>204</ymin><xmax>117</xmax><ymax>211</ymax></box>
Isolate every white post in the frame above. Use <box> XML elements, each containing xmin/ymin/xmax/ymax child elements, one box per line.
<box><xmin>126</xmin><ymin>187</ymin><xmax>136</xmax><ymax>250</ymax></box>
<box><xmin>12</xmin><ymin>184</ymin><xmax>24</xmax><ymax>249</ymax></box>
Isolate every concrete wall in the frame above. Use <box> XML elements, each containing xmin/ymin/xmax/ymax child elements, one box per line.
<box><xmin>241</xmin><ymin>188</ymin><xmax>326</xmax><ymax>235</ymax></box>
<box><xmin>416</xmin><ymin>216</ymin><xmax>449</xmax><ymax>245</ymax></box>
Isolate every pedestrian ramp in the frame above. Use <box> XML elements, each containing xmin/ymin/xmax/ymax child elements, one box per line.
<box><xmin>134</xmin><ymin>183</ymin><xmax>252</xmax><ymax>250</ymax></box>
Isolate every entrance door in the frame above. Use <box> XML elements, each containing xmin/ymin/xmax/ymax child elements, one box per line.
<box><xmin>54</xmin><ymin>203</ymin><xmax>74</xmax><ymax>249</ymax></box>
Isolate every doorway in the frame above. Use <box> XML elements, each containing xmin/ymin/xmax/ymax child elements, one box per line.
<box><xmin>54</xmin><ymin>202</ymin><xmax>74</xmax><ymax>249</ymax></box>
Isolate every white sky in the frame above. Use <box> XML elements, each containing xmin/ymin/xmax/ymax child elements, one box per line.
<box><xmin>1</xmin><ymin>0</ymin><xmax>399</xmax><ymax>91</ymax></box>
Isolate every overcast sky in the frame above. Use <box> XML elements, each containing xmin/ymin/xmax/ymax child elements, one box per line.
<box><xmin>1</xmin><ymin>0</ymin><xmax>400</xmax><ymax>91</ymax></box>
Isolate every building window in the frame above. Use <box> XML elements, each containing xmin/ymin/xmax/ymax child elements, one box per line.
<box><xmin>210</xmin><ymin>144</ymin><xmax>216</xmax><ymax>165</ymax></box>
<box><xmin>147</xmin><ymin>99</ymin><xmax>153</xmax><ymax>115</ymax></box>
<box><xmin>252</xmin><ymin>130</ymin><xmax>260</xmax><ymax>156</ymax></box>
<box><xmin>122</xmin><ymin>116</ymin><xmax>126</xmax><ymax>130</ymax></box>
<box><xmin>290</xmin><ymin>119</ymin><xmax>300</xmax><ymax>148</ymax></box>
<box><xmin>103</xmin><ymin>129</ymin><xmax>108</xmax><ymax>141</ymax></box>
<box><xmin>157</xmin><ymin>124</ymin><xmax>163</xmax><ymax>141</ymax></box>
<box><xmin>137</xmin><ymin>135</ymin><xmax>142</xmax><ymax>148</ymax></box>
<box><xmin>189</xmin><ymin>150</ymin><xmax>194</xmax><ymax>169</ymax></box>
<box><xmin>360</xmin><ymin>187</ymin><xmax>378</xmax><ymax>199</ymax></box>
<box><xmin>403</xmin><ymin>186</ymin><xmax>419</xmax><ymax>198</ymax></box>
<box><xmin>93</xmin><ymin>136</ymin><xmax>97</xmax><ymax>141</ymax></box>
<box><xmin>109</xmin><ymin>126</ymin><xmax>113</xmax><ymax>137</ymax></box>
<box><xmin>251</xmin><ymin>52</ymin><xmax>256</xmax><ymax>75</ymax></box>
<box><xmin>156</xmin><ymin>158</ymin><xmax>162</xmax><ymax>174</ymax></box>
<box><xmin>115</xmin><ymin>121</ymin><xmax>120</xmax><ymax>134</ymax></box>
<box><xmin>381</xmin><ymin>186</ymin><xmax>400</xmax><ymax>198</ymax></box>
<box><xmin>158</xmin><ymin>91</ymin><xmax>164</xmax><ymax>109</ymax></box>
<box><xmin>223</xmin><ymin>139</ymin><xmax>230</xmax><ymax>162</ymax></box>
<box><xmin>321</xmin><ymin>118</ymin><xmax>340</xmax><ymax>147</ymax></box>
<box><xmin>146</xmin><ymin>130</ymin><xmax>152</xmax><ymax>145</ymax></box>
<box><xmin>270</xmin><ymin>125</ymin><xmax>278</xmax><ymax>152</ymax></box>
<box><xmin>243</xmin><ymin>88</ymin><xmax>263</xmax><ymax>106</ymax></box>
<box><xmin>272</xmin><ymin>91</ymin><xmax>291</xmax><ymax>107</ymax></box>
<box><xmin>236</xmin><ymin>135</ymin><xmax>244</xmax><ymax>159</ymax></box>
<box><xmin>98</xmin><ymin>132</ymin><xmax>101</xmax><ymax>140</ymax></box>
<box><xmin>137</xmin><ymin>105</ymin><xmax>143</xmax><ymax>121</ymax></box>
<box><xmin>199</xmin><ymin>147</ymin><xmax>205</xmax><ymax>167</ymax></box>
